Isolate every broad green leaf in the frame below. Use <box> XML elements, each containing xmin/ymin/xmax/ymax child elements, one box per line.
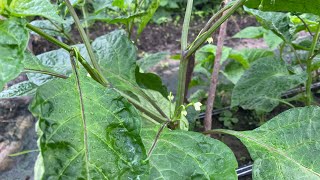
<box><xmin>92</xmin><ymin>30</ymin><xmax>167</xmax><ymax>97</ymax></box>
<box><xmin>30</xmin><ymin>72</ymin><xmax>148</xmax><ymax>179</ymax></box>
<box><xmin>229</xmin><ymin>48</ymin><xmax>273</xmax><ymax>68</ymax></box>
<box><xmin>9</xmin><ymin>0</ymin><xmax>62</xmax><ymax>22</ymax></box>
<box><xmin>92</xmin><ymin>30</ymin><xmax>137</xmax><ymax>91</ymax></box>
<box><xmin>233</xmin><ymin>26</ymin><xmax>265</xmax><ymax>39</ymax></box>
<box><xmin>137</xmin><ymin>0</ymin><xmax>160</xmax><ymax>35</ymax></box>
<box><xmin>263</xmin><ymin>30</ymin><xmax>283</xmax><ymax>49</ymax></box>
<box><xmin>25</xmin><ymin>49</ymin><xmax>72</xmax><ymax>86</ymax></box>
<box><xmin>0</xmin><ymin>18</ymin><xmax>29</xmax><ymax>89</ymax></box>
<box><xmin>142</xmin><ymin>128</ymin><xmax>238</xmax><ymax>179</ymax></box>
<box><xmin>92</xmin><ymin>30</ymin><xmax>169</xmax><ymax>123</ymax></box>
<box><xmin>136</xmin><ymin>68</ymin><xmax>168</xmax><ymax>98</ymax></box>
<box><xmin>0</xmin><ymin>81</ymin><xmax>37</xmax><ymax>98</ymax></box>
<box><xmin>222</xmin><ymin>49</ymin><xmax>274</xmax><ymax>84</ymax></box>
<box><xmin>195</xmin><ymin>44</ymin><xmax>232</xmax><ymax>66</ymax></box>
<box><xmin>30</xmin><ymin>18</ymin><xmax>73</xmax><ymax>38</ymax></box>
<box><xmin>231</xmin><ymin>57</ymin><xmax>307</xmax><ymax>112</ymax></box>
<box><xmin>291</xmin><ymin>14</ymin><xmax>320</xmax><ymax>33</ymax></box>
<box><xmin>137</xmin><ymin>51</ymin><xmax>169</xmax><ymax>72</ymax></box>
<box><xmin>91</xmin><ymin>0</ymin><xmax>117</xmax><ymax>12</ymax></box>
<box><xmin>244</xmin><ymin>7</ymin><xmax>294</xmax><ymax>43</ymax></box>
<box><xmin>245</xmin><ymin>0</ymin><xmax>320</xmax><ymax>16</ymax></box>
<box><xmin>221</xmin><ymin>106</ymin><xmax>320</xmax><ymax>179</ymax></box>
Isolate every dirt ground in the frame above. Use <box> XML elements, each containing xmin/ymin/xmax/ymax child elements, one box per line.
<box><xmin>1</xmin><ymin>14</ymin><xmax>268</xmax><ymax>179</ymax></box>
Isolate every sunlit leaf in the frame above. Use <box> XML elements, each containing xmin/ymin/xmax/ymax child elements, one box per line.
<box><xmin>0</xmin><ymin>18</ymin><xmax>28</xmax><ymax>89</ymax></box>
<box><xmin>9</xmin><ymin>0</ymin><xmax>62</xmax><ymax>22</ymax></box>
<box><xmin>30</xmin><ymin>72</ymin><xmax>148</xmax><ymax>179</ymax></box>
<box><xmin>142</xmin><ymin>128</ymin><xmax>238</xmax><ymax>179</ymax></box>
<box><xmin>231</xmin><ymin>57</ymin><xmax>306</xmax><ymax>112</ymax></box>
<box><xmin>221</xmin><ymin>106</ymin><xmax>320</xmax><ymax>179</ymax></box>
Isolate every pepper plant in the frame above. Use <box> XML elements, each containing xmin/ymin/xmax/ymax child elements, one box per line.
<box><xmin>0</xmin><ymin>0</ymin><xmax>320</xmax><ymax>179</ymax></box>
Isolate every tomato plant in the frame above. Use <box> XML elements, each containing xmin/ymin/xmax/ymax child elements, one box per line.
<box><xmin>1</xmin><ymin>0</ymin><xmax>320</xmax><ymax>179</ymax></box>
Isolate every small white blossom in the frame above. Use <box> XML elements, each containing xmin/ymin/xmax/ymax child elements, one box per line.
<box><xmin>207</xmin><ymin>37</ymin><xmax>213</xmax><ymax>44</ymax></box>
<box><xmin>168</xmin><ymin>92</ymin><xmax>174</xmax><ymax>101</ymax></box>
<box><xmin>86</xmin><ymin>73</ymin><xmax>91</xmax><ymax>78</ymax></box>
<box><xmin>193</xmin><ymin>102</ymin><xmax>202</xmax><ymax>111</ymax></box>
<box><xmin>181</xmin><ymin>109</ymin><xmax>187</xmax><ymax>117</ymax></box>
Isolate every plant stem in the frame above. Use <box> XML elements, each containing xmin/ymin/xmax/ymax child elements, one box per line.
<box><xmin>24</xmin><ymin>68</ymin><xmax>68</xmax><ymax>79</ymax></box>
<box><xmin>64</xmin><ymin>0</ymin><xmax>102</xmax><ymax>74</ymax></box>
<box><xmin>26</xmin><ymin>23</ymin><xmax>104</xmax><ymax>85</ymax></box>
<box><xmin>81</xmin><ymin>1</ymin><xmax>90</xmax><ymax>37</ymax></box>
<box><xmin>26</xmin><ymin>23</ymin><xmax>71</xmax><ymax>51</ymax></box>
<box><xmin>306</xmin><ymin>21</ymin><xmax>320</xmax><ymax>106</ymax></box>
<box><xmin>175</xmin><ymin>0</ymin><xmax>193</xmax><ymax>112</ymax></box>
<box><xmin>47</xmin><ymin>19</ymin><xmax>75</xmax><ymax>44</ymax></box>
<box><xmin>204</xmin><ymin>0</ymin><xmax>229</xmax><ymax>132</ymax></box>
<box><xmin>186</xmin><ymin>0</ymin><xmax>246</xmax><ymax>58</ymax></box>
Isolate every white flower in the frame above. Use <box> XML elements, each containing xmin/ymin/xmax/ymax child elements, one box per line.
<box><xmin>168</xmin><ymin>92</ymin><xmax>174</xmax><ymax>101</ymax></box>
<box><xmin>181</xmin><ymin>109</ymin><xmax>187</xmax><ymax>117</ymax></box>
<box><xmin>207</xmin><ymin>37</ymin><xmax>213</xmax><ymax>44</ymax></box>
<box><xmin>86</xmin><ymin>73</ymin><xmax>91</xmax><ymax>78</ymax></box>
<box><xmin>193</xmin><ymin>102</ymin><xmax>202</xmax><ymax>111</ymax></box>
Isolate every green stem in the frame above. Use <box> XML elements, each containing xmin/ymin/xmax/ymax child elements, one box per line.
<box><xmin>115</xmin><ymin>89</ymin><xmax>167</xmax><ymax>123</ymax></box>
<box><xmin>186</xmin><ymin>0</ymin><xmax>246</xmax><ymax>58</ymax></box>
<box><xmin>26</xmin><ymin>23</ymin><xmax>71</xmax><ymax>51</ymax></box>
<box><xmin>47</xmin><ymin>19</ymin><xmax>74</xmax><ymax>44</ymax></box>
<box><xmin>175</xmin><ymin>0</ymin><xmax>193</xmax><ymax>112</ymax></box>
<box><xmin>81</xmin><ymin>2</ymin><xmax>90</xmax><ymax>37</ymax></box>
<box><xmin>64</xmin><ymin>0</ymin><xmax>101</xmax><ymax>74</ymax></box>
<box><xmin>26</xmin><ymin>23</ymin><xmax>103</xmax><ymax>84</ymax></box>
<box><xmin>306</xmin><ymin>21</ymin><xmax>320</xmax><ymax>106</ymax></box>
<box><xmin>24</xmin><ymin>68</ymin><xmax>68</xmax><ymax>79</ymax></box>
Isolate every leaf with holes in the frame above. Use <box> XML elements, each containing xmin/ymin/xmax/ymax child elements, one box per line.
<box><xmin>30</xmin><ymin>71</ymin><xmax>148</xmax><ymax>179</ymax></box>
<box><xmin>141</xmin><ymin>128</ymin><xmax>238</xmax><ymax>179</ymax></box>
<box><xmin>218</xmin><ymin>106</ymin><xmax>320</xmax><ymax>179</ymax></box>
<box><xmin>231</xmin><ymin>57</ymin><xmax>306</xmax><ymax>112</ymax></box>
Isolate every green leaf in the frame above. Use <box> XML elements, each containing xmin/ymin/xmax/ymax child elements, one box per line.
<box><xmin>30</xmin><ymin>72</ymin><xmax>148</xmax><ymax>179</ymax></box>
<box><xmin>29</xmin><ymin>18</ymin><xmax>73</xmax><ymax>38</ymax></box>
<box><xmin>137</xmin><ymin>51</ymin><xmax>169</xmax><ymax>72</ymax></box>
<box><xmin>233</xmin><ymin>26</ymin><xmax>265</xmax><ymax>39</ymax></box>
<box><xmin>220</xmin><ymin>106</ymin><xmax>320</xmax><ymax>179</ymax></box>
<box><xmin>195</xmin><ymin>44</ymin><xmax>232</xmax><ymax>66</ymax></box>
<box><xmin>142</xmin><ymin>128</ymin><xmax>238</xmax><ymax>179</ymax></box>
<box><xmin>245</xmin><ymin>0</ymin><xmax>320</xmax><ymax>16</ymax></box>
<box><xmin>0</xmin><ymin>18</ymin><xmax>29</xmax><ymax>89</ymax></box>
<box><xmin>24</xmin><ymin>49</ymin><xmax>72</xmax><ymax>86</ymax></box>
<box><xmin>91</xmin><ymin>0</ymin><xmax>115</xmax><ymax>12</ymax></box>
<box><xmin>222</xmin><ymin>49</ymin><xmax>274</xmax><ymax>84</ymax></box>
<box><xmin>263</xmin><ymin>30</ymin><xmax>283</xmax><ymax>49</ymax></box>
<box><xmin>231</xmin><ymin>57</ymin><xmax>307</xmax><ymax>112</ymax></box>
<box><xmin>229</xmin><ymin>48</ymin><xmax>274</xmax><ymax>68</ymax></box>
<box><xmin>244</xmin><ymin>7</ymin><xmax>294</xmax><ymax>43</ymax></box>
<box><xmin>136</xmin><ymin>68</ymin><xmax>168</xmax><ymax>98</ymax></box>
<box><xmin>137</xmin><ymin>0</ymin><xmax>160</xmax><ymax>35</ymax></box>
<box><xmin>92</xmin><ymin>30</ymin><xmax>169</xmax><ymax>122</ymax></box>
<box><xmin>0</xmin><ymin>81</ymin><xmax>37</xmax><ymax>98</ymax></box>
<box><xmin>9</xmin><ymin>0</ymin><xmax>62</xmax><ymax>22</ymax></box>
<box><xmin>92</xmin><ymin>30</ymin><xmax>137</xmax><ymax>91</ymax></box>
